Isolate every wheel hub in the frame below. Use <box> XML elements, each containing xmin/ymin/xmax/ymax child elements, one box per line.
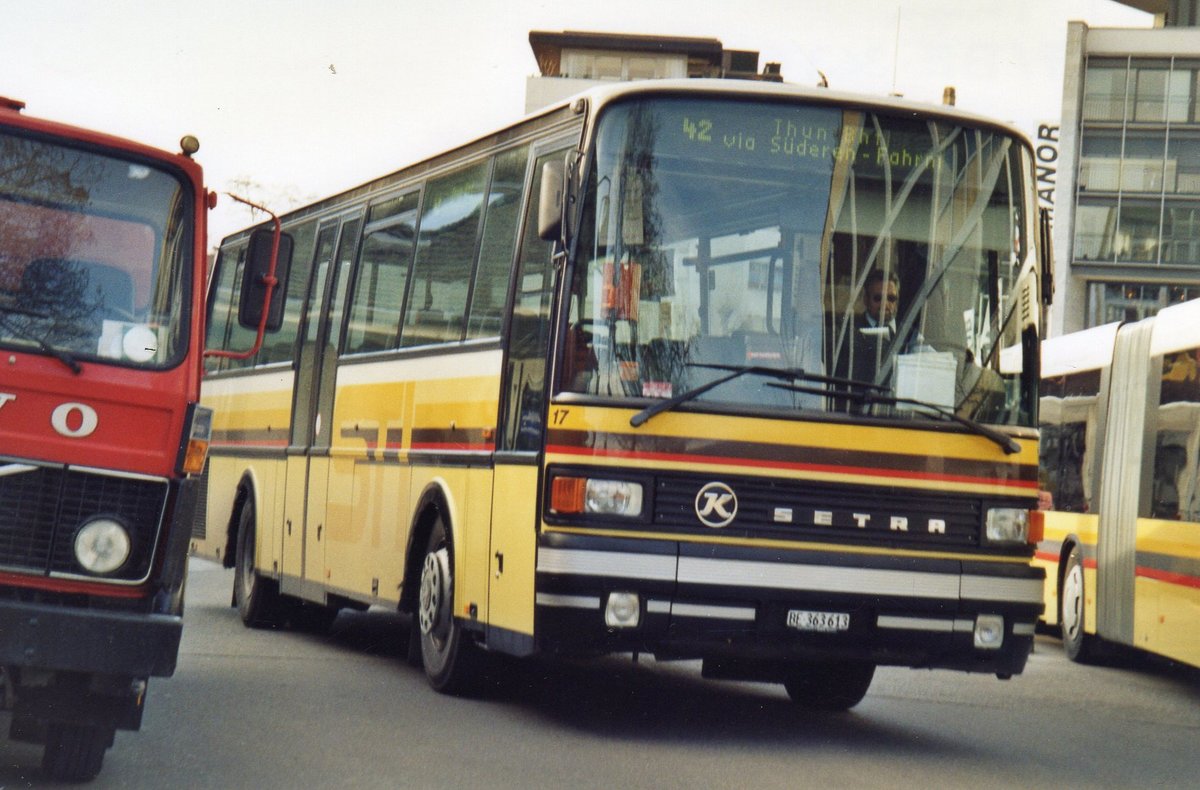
<box><xmin>418</xmin><ymin>548</ymin><xmax>450</xmax><ymax>638</ymax></box>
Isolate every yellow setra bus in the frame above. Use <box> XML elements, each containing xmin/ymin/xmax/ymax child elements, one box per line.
<box><xmin>1037</xmin><ymin>298</ymin><xmax>1200</xmax><ymax>668</ymax></box>
<box><xmin>195</xmin><ymin>79</ymin><xmax>1049</xmax><ymax>708</ymax></box>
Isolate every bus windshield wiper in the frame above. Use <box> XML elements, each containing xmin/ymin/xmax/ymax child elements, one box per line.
<box><xmin>766</xmin><ymin>380</ymin><xmax>1021</xmax><ymax>455</ymax></box>
<box><xmin>629</xmin><ymin>363</ymin><xmax>885</xmax><ymax>428</ymax></box>
<box><xmin>0</xmin><ymin>308</ymin><xmax>83</xmax><ymax>374</ymax></box>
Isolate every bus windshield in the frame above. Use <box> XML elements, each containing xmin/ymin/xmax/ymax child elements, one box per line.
<box><xmin>0</xmin><ymin>130</ymin><xmax>192</xmax><ymax>368</ymax></box>
<box><xmin>564</xmin><ymin>96</ymin><xmax>1036</xmax><ymax>428</ymax></box>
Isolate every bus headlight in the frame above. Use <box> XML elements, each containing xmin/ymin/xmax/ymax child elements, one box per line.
<box><xmin>985</xmin><ymin>507</ymin><xmax>1030</xmax><ymax>544</ymax></box>
<box><xmin>550</xmin><ymin>475</ymin><xmax>644</xmax><ymax>518</ymax></box>
<box><xmin>75</xmin><ymin>517</ymin><xmax>132</xmax><ymax>575</ymax></box>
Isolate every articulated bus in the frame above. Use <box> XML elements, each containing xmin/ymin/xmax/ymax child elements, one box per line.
<box><xmin>197</xmin><ymin>79</ymin><xmax>1049</xmax><ymax>709</ymax></box>
<box><xmin>1038</xmin><ymin>298</ymin><xmax>1200</xmax><ymax>667</ymax></box>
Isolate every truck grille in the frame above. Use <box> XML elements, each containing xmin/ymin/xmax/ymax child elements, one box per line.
<box><xmin>0</xmin><ymin>458</ymin><xmax>168</xmax><ymax>583</ymax></box>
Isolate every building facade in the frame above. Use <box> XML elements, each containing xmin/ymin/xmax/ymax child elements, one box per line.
<box><xmin>525</xmin><ymin>31</ymin><xmax>782</xmax><ymax>113</ymax></box>
<box><xmin>1053</xmin><ymin>3</ymin><xmax>1200</xmax><ymax>334</ymax></box>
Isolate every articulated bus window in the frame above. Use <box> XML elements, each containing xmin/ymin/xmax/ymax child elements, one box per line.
<box><xmin>468</xmin><ymin>146</ymin><xmax>530</xmax><ymax>340</ymax></box>
<box><xmin>1039</xmin><ymin>368</ymin><xmax>1103</xmax><ymax>514</ymax></box>
<box><xmin>401</xmin><ymin>161</ymin><xmax>489</xmax><ymax>347</ymax></box>
<box><xmin>345</xmin><ymin>193</ymin><xmax>419</xmax><ymax>354</ymax></box>
<box><xmin>1148</xmin><ymin>346</ymin><xmax>1200</xmax><ymax>520</ymax></box>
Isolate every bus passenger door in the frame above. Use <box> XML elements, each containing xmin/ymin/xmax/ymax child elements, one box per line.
<box><xmin>488</xmin><ymin>146</ymin><xmax>565</xmax><ymax>653</ymax></box>
<box><xmin>282</xmin><ymin>216</ymin><xmax>361</xmax><ymax>599</ymax></box>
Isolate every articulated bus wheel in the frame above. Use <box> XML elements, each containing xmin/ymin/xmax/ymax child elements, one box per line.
<box><xmin>234</xmin><ymin>498</ymin><xmax>283</xmax><ymax>629</ymax></box>
<box><xmin>1060</xmin><ymin>544</ymin><xmax>1094</xmax><ymax>663</ymax></box>
<box><xmin>417</xmin><ymin>517</ymin><xmax>483</xmax><ymax>695</ymax></box>
<box><xmin>41</xmin><ymin>723</ymin><xmax>113</xmax><ymax>782</ymax></box>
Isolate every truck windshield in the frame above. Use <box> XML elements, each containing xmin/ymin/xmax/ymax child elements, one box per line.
<box><xmin>0</xmin><ymin>130</ymin><xmax>191</xmax><ymax>368</ymax></box>
<box><xmin>563</xmin><ymin>95</ymin><xmax>1037</xmax><ymax>428</ymax></box>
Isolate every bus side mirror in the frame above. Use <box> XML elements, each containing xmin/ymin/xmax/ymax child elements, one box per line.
<box><xmin>1038</xmin><ymin>207</ymin><xmax>1054</xmax><ymax>307</ymax></box>
<box><xmin>538</xmin><ymin>159</ymin><xmax>565</xmax><ymax>242</ymax></box>
<box><xmin>237</xmin><ymin>227</ymin><xmax>293</xmax><ymax>332</ymax></box>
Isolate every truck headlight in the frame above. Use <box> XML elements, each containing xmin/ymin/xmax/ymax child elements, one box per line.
<box><xmin>75</xmin><ymin>517</ymin><xmax>132</xmax><ymax>575</ymax></box>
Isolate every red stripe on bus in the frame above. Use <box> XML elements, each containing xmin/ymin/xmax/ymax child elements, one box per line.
<box><xmin>1136</xmin><ymin>566</ymin><xmax>1200</xmax><ymax>589</ymax></box>
<box><xmin>545</xmin><ymin>444</ymin><xmax>1038</xmax><ymax>490</ymax></box>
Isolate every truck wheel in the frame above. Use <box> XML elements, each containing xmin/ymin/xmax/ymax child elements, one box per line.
<box><xmin>418</xmin><ymin>517</ymin><xmax>483</xmax><ymax>694</ymax></box>
<box><xmin>783</xmin><ymin>660</ymin><xmax>875</xmax><ymax>710</ymax></box>
<box><xmin>234</xmin><ymin>498</ymin><xmax>282</xmax><ymax>628</ymax></box>
<box><xmin>41</xmin><ymin>723</ymin><xmax>113</xmax><ymax>782</ymax></box>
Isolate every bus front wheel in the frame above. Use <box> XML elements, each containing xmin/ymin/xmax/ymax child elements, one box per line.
<box><xmin>783</xmin><ymin>660</ymin><xmax>875</xmax><ymax>710</ymax></box>
<box><xmin>417</xmin><ymin>517</ymin><xmax>482</xmax><ymax>695</ymax></box>
<box><xmin>234</xmin><ymin>498</ymin><xmax>282</xmax><ymax>628</ymax></box>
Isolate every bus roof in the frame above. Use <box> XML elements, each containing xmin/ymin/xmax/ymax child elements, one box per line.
<box><xmin>1041</xmin><ymin>322</ymin><xmax>1121</xmax><ymax>378</ymax></box>
<box><xmin>1150</xmin><ymin>297</ymin><xmax>1200</xmax><ymax>357</ymax></box>
<box><xmin>220</xmin><ymin>78</ymin><xmax>1034</xmax><ymax>247</ymax></box>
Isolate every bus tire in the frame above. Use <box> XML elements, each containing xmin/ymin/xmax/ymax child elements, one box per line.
<box><xmin>1060</xmin><ymin>543</ymin><xmax>1094</xmax><ymax>663</ymax></box>
<box><xmin>234</xmin><ymin>498</ymin><xmax>283</xmax><ymax>629</ymax></box>
<box><xmin>417</xmin><ymin>517</ymin><xmax>482</xmax><ymax>695</ymax></box>
<box><xmin>41</xmin><ymin>723</ymin><xmax>112</xmax><ymax>782</ymax></box>
<box><xmin>783</xmin><ymin>660</ymin><xmax>874</xmax><ymax>710</ymax></box>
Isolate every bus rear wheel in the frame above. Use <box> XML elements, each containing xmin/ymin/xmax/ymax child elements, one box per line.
<box><xmin>417</xmin><ymin>517</ymin><xmax>482</xmax><ymax>695</ymax></box>
<box><xmin>1060</xmin><ymin>544</ymin><xmax>1094</xmax><ymax>663</ymax></box>
<box><xmin>783</xmin><ymin>660</ymin><xmax>875</xmax><ymax>710</ymax></box>
<box><xmin>234</xmin><ymin>498</ymin><xmax>283</xmax><ymax>628</ymax></box>
<box><xmin>41</xmin><ymin>723</ymin><xmax>113</xmax><ymax>782</ymax></box>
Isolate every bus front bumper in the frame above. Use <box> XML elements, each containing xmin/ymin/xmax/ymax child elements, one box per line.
<box><xmin>534</xmin><ymin>533</ymin><xmax>1044</xmax><ymax>677</ymax></box>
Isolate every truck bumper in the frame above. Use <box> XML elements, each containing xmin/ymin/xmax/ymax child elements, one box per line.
<box><xmin>0</xmin><ymin>600</ymin><xmax>182</xmax><ymax>677</ymax></box>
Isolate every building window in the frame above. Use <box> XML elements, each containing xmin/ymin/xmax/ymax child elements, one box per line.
<box><xmin>1086</xmin><ymin>281</ymin><xmax>1200</xmax><ymax>327</ymax></box>
<box><xmin>561</xmin><ymin>49</ymin><xmax>686</xmax><ymax>81</ymax></box>
<box><xmin>1075</xmin><ymin>58</ymin><xmax>1200</xmax><ymax>270</ymax></box>
<box><xmin>1082</xmin><ymin>62</ymin><xmax>1128</xmax><ymax>121</ymax></box>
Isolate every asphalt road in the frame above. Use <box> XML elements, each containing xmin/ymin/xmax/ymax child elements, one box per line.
<box><xmin>3</xmin><ymin>558</ymin><xmax>1198</xmax><ymax>788</ymax></box>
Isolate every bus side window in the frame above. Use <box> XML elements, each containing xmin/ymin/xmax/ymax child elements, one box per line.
<box><xmin>401</xmin><ymin>162</ymin><xmax>488</xmax><ymax>348</ymax></box>
<box><xmin>1150</xmin><ymin>348</ymin><xmax>1200</xmax><ymax>521</ymax></box>
<box><xmin>499</xmin><ymin>149</ymin><xmax>565</xmax><ymax>452</ymax></box>
<box><xmin>256</xmin><ymin>220</ymin><xmax>317</xmax><ymax>366</ymax></box>
<box><xmin>345</xmin><ymin>194</ymin><xmax>419</xmax><ymax>355</ymax></box>
<box><xmin>468</xmin><ymin>147</ymin><xmax>529</xmax><ymax>340</ymax></box>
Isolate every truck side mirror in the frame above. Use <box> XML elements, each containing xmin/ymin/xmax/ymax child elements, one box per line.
<box><xmin>237</xmin><ymin>227</ymin><xmax>293</xmax><ymax>332</ymax></box>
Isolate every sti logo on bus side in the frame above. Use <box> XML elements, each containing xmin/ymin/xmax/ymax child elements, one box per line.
<box><xmin>0</xmin><ymin>392</ymin><xmax>99</xmax><ymax>438</ymax></box>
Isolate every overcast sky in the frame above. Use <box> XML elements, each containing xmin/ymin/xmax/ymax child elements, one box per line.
<box><xmin>3</xmin><ymin>0</ymin><xmax>1150</xmax><ymax>245</ymax></box>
